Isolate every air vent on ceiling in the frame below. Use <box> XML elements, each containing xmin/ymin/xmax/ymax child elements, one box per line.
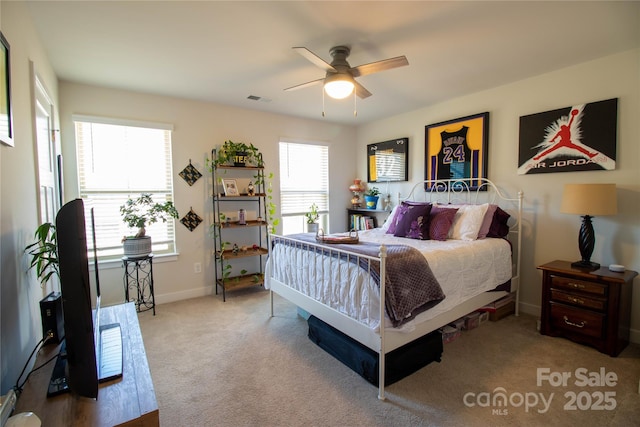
<box><xmin>247</xmin><ymin>95</ymin><xmax>272</xmax><ymax>103</ymax></box>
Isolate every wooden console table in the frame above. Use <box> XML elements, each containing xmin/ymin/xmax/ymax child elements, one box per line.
<box><xmin>15</xmin><ymin>302</ymin><xmax>159</xmax><ymax>426</ymax></box>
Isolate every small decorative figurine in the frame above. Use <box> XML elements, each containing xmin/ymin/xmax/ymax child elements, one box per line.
<box><xmin>247</xmin><ymin>181</ymin><xmax>255</xmax><ymax>196</ymax></box>
<box><xmin>232</xmin><ymin>243</ymin><xmax>239</xmax><ymax>255</ymax></box>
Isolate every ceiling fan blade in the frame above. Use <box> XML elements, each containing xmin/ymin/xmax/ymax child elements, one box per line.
<box><xmin>283</xmin><ymin>78</ymin><xmax>324</xmax><ymax>92</ymax></box>
<box><xmin>292</xmin><ymin>47</ymin><xmax>336</xmax><ymax>72</ymax></box>
<box><xmin>354</xmin><ymin>80</ymin><xmax>372</xmax><ymax>99</ymax></box>
<box><xmin>350</xmin><ymin>55</ymin><xmax>409</xmax><ymax>77</ymax></box>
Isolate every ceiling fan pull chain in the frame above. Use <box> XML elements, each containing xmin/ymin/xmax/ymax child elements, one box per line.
<box><xmin>354</xmin><ymin>90</ymin><xmax>357</xmax><ymax>117</ymax></box>
<box><xmin>322</xmin><ymin>87</ymin><xmax>326</xmax><ymax>117</ymax></box>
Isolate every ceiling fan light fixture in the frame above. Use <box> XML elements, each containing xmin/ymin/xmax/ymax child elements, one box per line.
<box><xmin>324</xmin><ymin>74</ymin><xmax>354</xmax><ymax>99</ymax></box>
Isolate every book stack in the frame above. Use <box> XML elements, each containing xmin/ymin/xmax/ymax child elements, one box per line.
<box><xmin>349</xmin><ymin>214</ymin><xmax>375</xmax><ymax>231</ymax></box>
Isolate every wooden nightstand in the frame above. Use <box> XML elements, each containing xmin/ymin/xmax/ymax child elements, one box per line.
<box><xmin>538</xmin><ymin>260</ymin><xmax>637</xmax><ymax>357</ymax></box>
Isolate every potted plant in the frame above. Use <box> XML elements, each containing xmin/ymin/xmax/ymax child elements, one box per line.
<box><xmin>212</xmin><ymin>140</ymin><xmax>263</xmax><ymax>168</ymax></box>
<box><xmin>24</xmin><ymin>222</ymin><xmax>59</xmax><ymax>287</ymax></box>
<box><xmin>305</xmin><ymin>203</ymin><xmax>319</xmax><ymax>233</ymax></box>
<box><xmin>120</xmin><ymin>193</ymin><xmax>179</xmax><ymax>257</ymax></box>
<box><xmin>364</xmin><ymin>186</ymin><xmax>381</xmax><ymax>210</ymax></box>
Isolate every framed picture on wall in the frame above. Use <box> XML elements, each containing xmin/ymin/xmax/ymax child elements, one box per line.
<box><xmin>517</xmin><ymin>98</ymin><xmax>617</xmax><ymax>175</ymax></box>
<box><xmin>0</xmin><ymin>31</ymin><xmax>14</xmax><ymax>147</ymax></box>
<box><xmin>424</xmin><ymin>112</ymin><xmax>489</xmax><ymax>191</ymax></box>
<box><xmin>366</xmin><ymin>137</ymin><xmax>409</xmax><ymax>183</ymax></box>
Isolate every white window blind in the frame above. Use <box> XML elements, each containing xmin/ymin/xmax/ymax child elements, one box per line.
<box><xmin>74</xmin><ymin>116</ymin><xmax>176</xmax><ymax>260</ymax></box>
<box><xmin>279</xmin><ymin>141</ymin><xmax>329</xmax><ymax>215</ymax></box>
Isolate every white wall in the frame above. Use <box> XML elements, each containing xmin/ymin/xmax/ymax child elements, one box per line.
<box><xmin>58</xmin><ymin>82</ymin><xmax>357</xmax><ymax>307</ymax></box>
<box><xmin>355</xmin><ymin>49</ymin><xmax>640</xmax><ymax>341</ymax></box>
<box><xmin>0</xmin><ymin>1</ymin><xmax>60</xmax><ymax>394</ymax></box>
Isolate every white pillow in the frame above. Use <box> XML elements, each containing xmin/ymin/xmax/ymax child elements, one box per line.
<box><xmin>380</xmin><ymin>205</ymin><xmax>399</xmax><ymax>232</ymax></box>
<box><xmin>447</xmin><ymin>203</ymin><xmax>489</xmax><ymax>240</ymax></box>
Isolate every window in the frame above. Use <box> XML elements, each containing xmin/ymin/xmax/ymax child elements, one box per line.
<box><xmin>74</xmin><ymin>115</ymin><xmax>176</xmax><ymax>261</ymax></box>
<box><xmin>279</xmin><ymin>141</ymin><xmax>329</xmax><ymax>235</ymax></box>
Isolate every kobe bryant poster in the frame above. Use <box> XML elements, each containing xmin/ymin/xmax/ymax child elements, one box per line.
<box><xmin>518</xmin><ymin>98</ymin><xmax>617</xmax><ymax>175</ymax></box>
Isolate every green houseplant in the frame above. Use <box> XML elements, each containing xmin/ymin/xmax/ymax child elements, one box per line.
<box><xmin>363</xmin><ymin>186</ymin><xmax>381</xmax><ymax>210</ymax></box>
<box><xmin>24</xmin><ymin>222</ymin><xmax>59</xmax><ymax>288</ymax></box>
<box><xmin>305</xmin><ymin>203</ymin><xmax>319</xmax><ymax>224</ymax></box>
<box><xmin>212</xmin><ymin>140</ymin><xmax>263</xmax><ymax>168</ymax></box>
<box><xmin>120</xmin><ymin>193</ymin><xmax>179</xmax><ymax>257</ymax></box>
<box><xmin>305</xmin><ymin>203</ymin><xmax>319</xmax><ymax>233</ymax></box>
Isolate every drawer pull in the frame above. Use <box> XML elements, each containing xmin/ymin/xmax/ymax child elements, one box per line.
<box><xmin>568</xmin><ymin>282</ymin><xmax>586</xmax><ymax>290</ymax></box>
<box><xmin>563</xmin><ymin>316</ymin><xmax>586</xmax><ymax>328</ymax></box>
<box><xmin>567</xmin><ymin>296</ymin><xmax>585</xmax><ymax>305</ymax></box>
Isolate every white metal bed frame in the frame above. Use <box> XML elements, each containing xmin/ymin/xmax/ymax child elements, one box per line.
<box><xmin>267</xmin><ymin>178</ymin><xmax>523</xmax><ymax>400</ymax></box>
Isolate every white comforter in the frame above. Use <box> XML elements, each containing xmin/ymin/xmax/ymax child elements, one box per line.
<box><xmin>266</xmin><ymin>229</ymin><xmax>512</xmax><ymax>332</ymax></box>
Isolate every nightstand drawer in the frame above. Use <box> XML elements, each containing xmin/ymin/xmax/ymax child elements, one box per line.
<box><xmin>549</xmin><ymin>303</ymin><xmax>604</xmax><ymax>339</ymax></box>
<box><xmin>550</xmin><ymin>289</ymin><xmax>606</xmax><ymax>311</ymax></box>
<box><xmin>551</xmin><ymin>276</ymin><xmax>606</xmax><ymax>297</ymax></box>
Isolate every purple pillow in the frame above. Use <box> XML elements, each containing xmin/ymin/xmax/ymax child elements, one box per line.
<box><xmin>477</xmin><ymin>204</ymin><xmax>498</xmax><ymax>239</ymax></box>
<box><xmin>429</xmin><ymin>206</ymin><xmax>459</xmax><ymax>241</ymax></box>
<box><xmin>386</xmin><ymin>201</ymin><xmax>430</xmax><ymax>235</ymax></box>
<box><xmin>393</xmin><ymin>203</ymin><xmax>432</xmax><ymax>239</ymax></box>
<box><xmin>487</xmin><ymin>206</ymin><xmax>511</xmax><ymax>238</ymax></box>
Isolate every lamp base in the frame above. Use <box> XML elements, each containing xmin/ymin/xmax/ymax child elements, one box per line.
<box><xmin>571</xmin><ymin>260</ymin><xmax>600</xmax><ymax>270</ymax></box>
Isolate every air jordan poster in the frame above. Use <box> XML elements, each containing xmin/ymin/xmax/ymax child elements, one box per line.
<box><xmin>518</xmin><ymin>98</ymin><xmax>617</xmax><ymax>175</ymax></box>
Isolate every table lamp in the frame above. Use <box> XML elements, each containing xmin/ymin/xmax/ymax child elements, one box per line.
<box><xmin>560</xmin><ymin>183</ymin><xmax>617</xmax><ymax>270</ymax></box>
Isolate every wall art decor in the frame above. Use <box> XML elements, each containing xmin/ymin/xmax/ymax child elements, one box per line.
<box><xmin>178</xmin><ymin>159</ymin><xmax>202</xmax><ymax>186</ymax></box>
<box><xmin>367</xmin><ymin>137</ymin><xmax>408</xmax><ymax>183</ymax></box>
<box><xmin>0</xmin><ymin>31</ymin><xmax>14</xmax><ymax>147</ymax></box>
<box><xmin>180</xmin><ymin>207</ymin><xmax>203</xmax><ymax>232</ymax></box>
<box><xmin>424</xmin><ymin>112</ymin><xmax>489</xmax><ymax>191</ymax></box>
<box><xmin>517</xmin><ymin>98</ymin><xmax>617</xmax><ymax>175</ymax></box>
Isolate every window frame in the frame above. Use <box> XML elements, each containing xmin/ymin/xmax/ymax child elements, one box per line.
<box><xmin>278</xmin><ymin>141</ymin><xmax>330</xmax><ymax>234</ymax></box>
<box><xmin>73</xmin><ymin>115</ymin><xmax>177</xmax><ymax>262</ymax></box>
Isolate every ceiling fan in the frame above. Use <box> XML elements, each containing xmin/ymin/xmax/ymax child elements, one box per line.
<box><xmin>284</xmin><ymin>45</ymin><xmax>409</xmax><ymax>100</ymax></box>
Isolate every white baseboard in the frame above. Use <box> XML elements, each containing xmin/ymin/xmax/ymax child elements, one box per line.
<box><xmin>154</xmin><ymin>285</ymin><xmax>213</xmax><ymax>305</ymax></box>
<box><xmin>517</xmin><ymin>302</ymin><xmax>640</xmax><ymax>345</ymax></box>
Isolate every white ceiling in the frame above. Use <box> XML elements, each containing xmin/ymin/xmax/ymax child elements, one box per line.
<box><xmin>26</xmin><ymin>1</ymin><xmax>640</xmax><ymax>125</ymax></box>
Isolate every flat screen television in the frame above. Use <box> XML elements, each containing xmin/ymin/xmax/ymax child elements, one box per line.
<box><xmin>48</xmin><ymin>199</ymin><xmax>122</xmax><ymax>398</ymax></box>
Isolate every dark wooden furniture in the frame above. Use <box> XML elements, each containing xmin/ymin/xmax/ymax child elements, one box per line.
<box><xmin>15</xmin><ymin>303</ymin><xmax>159</xmax><ymax>426</ymax></box>
<box><xmin>347</xmin><ymin>208</ymin><xmax>390</xmax><ymax>230</ymax></box>
<box><xmin>538</xmin><ymin>260</ymin><xmax>637</xmax><ymax>357</ymax></box>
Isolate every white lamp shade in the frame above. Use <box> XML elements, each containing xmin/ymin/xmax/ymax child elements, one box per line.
<box><xmin>324</xmin><ymin>74</ymin><xmax>354</xmax><ymax>99</ymax></box>
<box><xmin>560</xmin><ymin>183</ymin><xmax>617</xmax><ymax>216</ymax></box>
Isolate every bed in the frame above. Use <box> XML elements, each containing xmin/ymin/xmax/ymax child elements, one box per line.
<box><xmin>266</xmin><ymin>178</ymin><xmax>523</xmax><ymax>399</ymax></box>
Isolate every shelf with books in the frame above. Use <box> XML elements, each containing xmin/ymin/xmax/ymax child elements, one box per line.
<box><xmin>346</xmin><ymin>208</ymin><xmax>389</xmax><ymax>231</ymax></box>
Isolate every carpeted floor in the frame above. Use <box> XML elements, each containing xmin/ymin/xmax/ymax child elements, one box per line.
<box><xmin>138</xmin><ymin>288</ymin><xmax>640</xmax><ymax>426</ymax></box>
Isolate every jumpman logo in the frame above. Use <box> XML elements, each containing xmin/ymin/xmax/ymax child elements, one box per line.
<box><xmin>533</xmin><ymin>109</ymin><xmax>598</xmax><ymax>161</ymax></box>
